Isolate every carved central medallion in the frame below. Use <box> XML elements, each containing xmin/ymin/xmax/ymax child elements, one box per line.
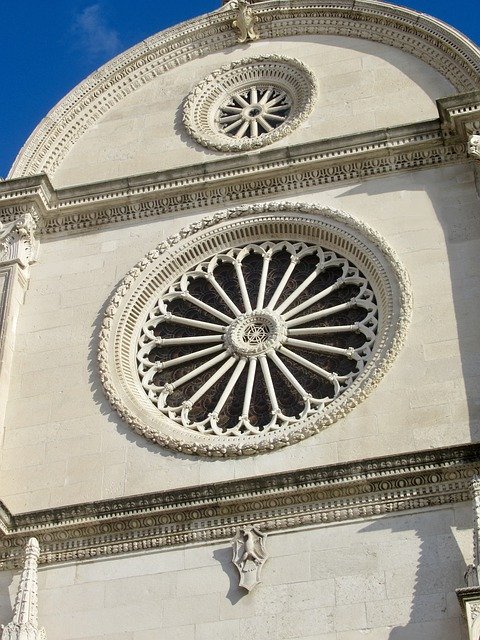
<box><xmin>225</xmin><ymin>310</ymin><xmax>287</xmax><ymax>356</ymax></box>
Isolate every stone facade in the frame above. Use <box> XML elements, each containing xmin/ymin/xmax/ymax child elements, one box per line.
<box><xmin>0</xmin><ymin>1</ymin><xmax>479</xmax><ymax>638</ymax></box>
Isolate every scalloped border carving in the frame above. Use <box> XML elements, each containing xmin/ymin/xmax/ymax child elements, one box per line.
<box><xmin>98</xmin><ymin>202</ymin><xmax>412</xmax><ymax>457</ymax></box>
<box><xmin>183</xmin><ymin>55</ymin><xmax>318</xmax><ymax>151</ymax></box>
<box><xmin>8</xmin><ymin>1</ymin><xmax>480</xmax><ymax>180</ymax></box>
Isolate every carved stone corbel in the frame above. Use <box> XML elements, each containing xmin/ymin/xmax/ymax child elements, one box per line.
<box><xmin>230</xmin><ymin>0</ymin><xmax>259</xmax><ymax>43</ymax></box>
<box><xmin>468</xmin><ymin>135</ymin><xmax>480</xmax><ymax>161</ymax></box>
<box><xmin>232</xmin><ymin>524</ymin><xmax>268</xmax><ymax>591</ymax></box>
<box><xmin>1</xmin><ymin>538</ymin><xmax>46</xmax><ymax>640</ymax></box>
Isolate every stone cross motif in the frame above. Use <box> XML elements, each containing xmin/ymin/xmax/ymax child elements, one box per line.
<box><xmin>231</xmin><ymin>0</ymin><xmax>260</xmax><ymax>44</ymax></box>
<box><xmin>232</xmin><ymin>525</ymin><xmax>268</xmax><ymax>591</ymax></box>
<box><xmin>1</xmin><ymin>538</ymin><xmax>46</xmax><ymax>640</ymax></box>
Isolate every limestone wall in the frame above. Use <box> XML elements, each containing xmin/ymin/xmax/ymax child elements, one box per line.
<box><xmin>52</xmin><ymin>35</ymin><xmax>454</xmax><ymax>189</ymax></box>
<box><xmin>0</xmin><ymin>163</ymin><xmax>478</xmax><ymax>511</ymax></box>
<box><xmin>0</xmin><ymin>504</ymin><xmax>471</xmax><ymax>639</ymax></box>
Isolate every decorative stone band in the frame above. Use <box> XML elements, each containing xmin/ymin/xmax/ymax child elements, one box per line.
<box><xmin>7</xmin><ymin>0</ymin><xmax>480</xmax><ymax>179</ymax></box>
<box><xmin>0</xmin><ymin>443</ymin><xmax>479</xmax><ymax>570</ymax></box>
<box><xmin>0</xmin><ymin>116</ymin><xmax>474</xmax><ymax>236</ymax></box>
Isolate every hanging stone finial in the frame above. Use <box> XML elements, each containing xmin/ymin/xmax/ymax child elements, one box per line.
<box><xmin>1</xmin><ymin>538</ymin><xmax>46</xmax><ymax>640</ymax></box>
<box><xmin>231</xmin><ymin>0</ymin><xmax>260</xmax><ymax>44</ymax></box>
<box><xmin>232</xmin><ymin>525</ymin><xmax>268</xmax><ymax>592</ymax></box>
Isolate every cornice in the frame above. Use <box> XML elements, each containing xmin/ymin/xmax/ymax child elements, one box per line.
<box><xmin>0</xmin><ymin>118</ymin><xmax>470</xmax><ymax>237</ymax></box>
<box><xmin>0</xmin><ymin>443</ymin><xmax>479</xmax><ymax>570</ymax></box>
<box><xmin>8</xmin><ymin>0</ymin><xmax>480</xmax><ymax>180</ymax></box>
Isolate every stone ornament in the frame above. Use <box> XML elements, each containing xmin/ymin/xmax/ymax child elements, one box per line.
<box><xmin>232</xmin><ymin>525</ymin><xmax>268</xmax><ymax>591</ymax></box>
<box><xmin>0</xmin><ymin>443</ymin><xmax>477</xmax><ymax>569</ymax></box>
<box><xmin>9</xmin><ymin>1</ymin><xmax>480</xmax><ymax>179</ymax></box>
<box><xmin>231</xmin><ymin>0</ymin><xmax>259</xmax><ymax>43</ymax></box>
<box><xmin>1</xmin><ymin>538</ymin><xmax>46</xmax><ymax>640</ymax></box>
<box><xmin>98</xmin><ymin>202</ymin><xmax>412</xmax><ymax>457</ymax></box>
<box><xmin>137</xmin><ymin>241</ymin><xmax>377</xmax><ymax>438</ymax></box>
<box><xmin>468</xmin><ymin>134</ymin><xmax>480</xmax><ymax>161</ymax></box>
<box><xmin>0</xmin><ymin>213</ymin><xmax>38</xmax><ymax>270</ymax></box>
<box><xmin>183</xmin><ymin>56</ymin><xmax>317</xmax><ymax>152</ymax></box>
<box><xmin>0</xmin><ymin>120</ymin><xmax>470</xmax><ymax>237</ymax></box>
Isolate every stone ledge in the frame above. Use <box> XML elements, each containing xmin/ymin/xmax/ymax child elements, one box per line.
<box><xmin>0</xmin><ymin>442</ymin><xmax>479</xmax><ymax>570</ymax></box>
<box><xmin>0</xmin><ymin>118</ymin><xmax>469</xmax><ymax>237</ymax></box>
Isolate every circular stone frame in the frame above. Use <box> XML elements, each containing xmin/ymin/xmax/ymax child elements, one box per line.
<box><xmin>98</xmin><ymin>202</ymin><xmax>412</xmax><ymax>457</ymax></box>
<box><xmin>182</xmin><ymin>56</ymin><xmax>318</xmax><ymax>152</ymax></box>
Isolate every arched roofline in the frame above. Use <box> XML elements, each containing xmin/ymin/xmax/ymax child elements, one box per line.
<box><xmin>9</xmin><ymin>0</ymin><xmax>480</xmax><ymax>180</ymax></box>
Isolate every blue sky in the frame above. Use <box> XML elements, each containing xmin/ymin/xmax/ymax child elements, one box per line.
<box><xmin>1</xmin><ymin>0</ymin><xmax>478</xmax><ymax>179</ymax></box>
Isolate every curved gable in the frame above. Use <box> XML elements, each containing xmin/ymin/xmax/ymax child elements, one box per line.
<box><xmin>8</xmin><ymin>0</ymin><xmax>480</xmax><ymax>185</ymax></box>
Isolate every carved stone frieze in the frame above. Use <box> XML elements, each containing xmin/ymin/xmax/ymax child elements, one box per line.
<box><xmin>0</xmin><ymin>119</ymin><xmax>471</xmax><ymax>237</ymax></box>
<box><xmin>232</xmin><ymin>525</ymin><xmax>268</xmax><ymax>591</ymax></box>
<box><xmin>7</xmin><ymin>1</ymin><xmax>480</xmax><ymax>180</ymax></box>
<box><xmin>0</xmin><ymin>443</ymin><xmax>479</xmax><ymax>570</ymax></box>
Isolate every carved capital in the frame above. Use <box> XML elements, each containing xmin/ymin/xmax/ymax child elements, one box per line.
<box><xmin>0</xmin><ymin>213</ymin><xmax>38</xmax><ymax>269</ymax></box>
<box><xmin>468</xmin><ymin>135</ymin><xmax>480</xmax><ymax>162</ymax></box>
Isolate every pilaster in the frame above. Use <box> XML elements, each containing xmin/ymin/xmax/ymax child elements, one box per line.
<box><xmin>0</xmin><ymin>214</ymin><xmax>38</xmax><ymax>433</ymax></box>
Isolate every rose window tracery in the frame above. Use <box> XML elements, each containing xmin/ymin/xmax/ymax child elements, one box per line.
<box><xmin>99</xmin><ymin>204</ymin><xmax>411</xmax><ymax>456</ymax></box>
<box><xmin>217</xmin><ymin>87</ymin><xmax>292</xmax><ymax>139</ymax></box>
<box><xmin>183</xmin><ymin>56</ymin><xmax>317</xmax><ymax>152</ymax></box>
<box><xmin>136</xmin><ymin>242</ymin><xmax>378</xmax><ymax>436</ymax></box>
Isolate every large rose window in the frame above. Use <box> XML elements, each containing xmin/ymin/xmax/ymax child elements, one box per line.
<box><xmin>98</xmin><ymin>203</ymin><xmax>411</xmax><ymax>457</ymax></box>
<box><xmin>136</xmin><ymin>242</ymin><xmax>377</xmax><ymax>436</ymax></box>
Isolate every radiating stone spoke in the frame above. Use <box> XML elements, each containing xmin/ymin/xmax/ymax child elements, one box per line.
<box><xmin>138</xmin><ymin>241</ymin><xmax>378</xmax><ymax>437</ymax></box>
<box><xmin>168</xmin><ymin>352</ymin><xmax>229</xmax><ymax>391</ymax></box>
<box><xmin>267</xmin><ymin>350</ymin><xmax>308</xmax><ymax>400</ymax></box>
<box><xmin>166</xmin><ymin>314</ymin><xmax>227</xmax><ymax>333</ymax></box>
<box><xmin>288</xmin><ymin>324</ymin><xmax>359</xmax><ymax>335</ymax></box>
<box><xmin>186</xmin><ymin>356</ymin><xmax>237</xmax><ymax>407</ymax></box>
<box><xmin>257</xmin><ymin>116</ymin><xmax>274</xmax><ymax>132</ymax></box>
<box><xmin>154</xmin><ymin>335</ymin><xmax>223</xmax><ymax>346</ymax></box>
<box><xmin>235</xmin><ymin>120</ymin><xmax>251</xmax><ymax>138</ymax></box>
<box><xmin>233</xmin><ymin>93</ymin><xmax>250</xmax><ymax>108</ymax></box>
<box><xmin>286</xmin><ymin>300</ymin><xmax>356</xmax><ymax>328</ymax></box>
<box><xmin>151</xmin><ymin>344</ymin><xmax>224</xmax><ymax>371</ymax></box>
<box><xmin>280</xmin><ymin>281</ymin><xmax>341</xmax><ymax>319</ymax></box>
<box><xmin>183</xmin><ymin>293</ymin><xmax>233</xmax><ymax>323</ymax></box>
<box><xmin>285</xmin><ymin>337</ymin><xmax>360</xmax><ymax>359</ymax></box>
<box><xmin>279</xmin><ymin>345</ymin><xmax>335</xmax><ymax>382</ymax></box>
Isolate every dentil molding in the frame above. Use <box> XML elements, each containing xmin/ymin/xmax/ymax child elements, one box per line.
<box><xmin>0</xmin><ymin>443</ymin><xmax>479</xmax><ymax>570</ymax></box>
<box><xmin>0</xmin><ymin>110</ymin><xmax>477</xmax><ymax>238</ymax></box>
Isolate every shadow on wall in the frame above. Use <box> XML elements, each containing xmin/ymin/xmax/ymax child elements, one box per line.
<box><xmin>341</xmin><ymin>164</ymin><xmax>480</xmax><ymax>446</ymax></box>
<box><xmin>0</xmin><ymin>570</ymin><xmax>14</xmax><ymax>631</ymax></box>
<box><xmin>342</xmin><ymin>164</ymin><xmax>480</xmax><ymax>640</ymax></box>
<box><xmin>361</xmin><ymin>513</ymin><xmax>469</xmax><ymax>639</ymax></box>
